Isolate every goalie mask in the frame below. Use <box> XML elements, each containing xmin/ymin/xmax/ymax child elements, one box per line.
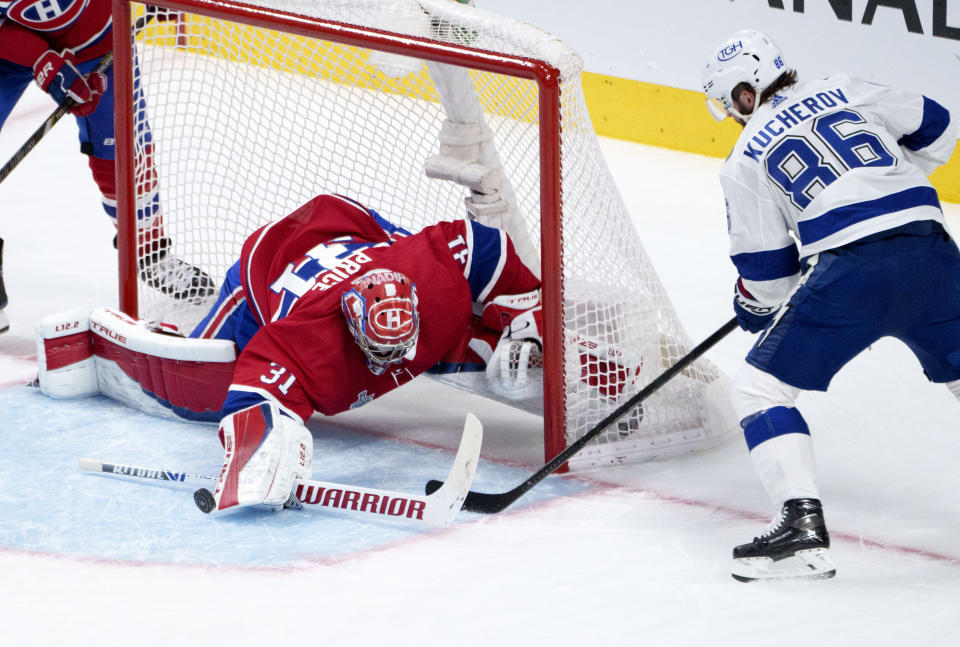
<box><xmin>341</xmin><ymin>269</ymin><xmax>419</xmax><ymax>375</ymax></box>
<box><xmin>702</xmin><ymin>29</ymin><xmax>787</xmax><ymax>123</ymax></box>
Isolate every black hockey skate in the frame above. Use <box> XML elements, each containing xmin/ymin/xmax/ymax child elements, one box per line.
<box><xmin>0</xmin><ymin>237</ymin><xmax>8</xmax><ymax>334</ymax></box>
<box><xmin>731</xmin><ymin>498</ymin><xmax>836</xmax><ymax>582</ymax></box>
<box><xmin>136</xmin><ymin>237</ymin><xmax>216</xmax><ymax>305</ymax></box>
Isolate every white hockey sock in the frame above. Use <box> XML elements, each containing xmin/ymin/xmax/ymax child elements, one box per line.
<box><xmin>750</xmin><ymin>433</ymin><xmax>820</xmax><ymax>507</ymax></box>
<box><xmin>947</xmin><ymin>380</ymin><xmax>960</xmax><ymax>403</ymax></box>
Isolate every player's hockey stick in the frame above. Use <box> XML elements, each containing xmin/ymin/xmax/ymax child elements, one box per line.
<box><xmin>0</xmin><ymin>55</ymin><xmax>117</xmax><ymax>186</ymax></box>
<box><xmin>81</xmin><ymin>413</ymin><xmax>483</xmax><ymax>526</ymax></box>
<box><xmin>0</xmin><ymin>11</ymin><xmax>157</xmax><ymax>185</ymax></box>
<box><xmin>426</xmin><ymin>317</ymin><xmax>739</xmax><ymax>513</ymax></box>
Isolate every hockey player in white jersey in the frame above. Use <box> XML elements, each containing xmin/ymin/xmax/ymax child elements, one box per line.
<box><xmin>702</xmin><ymin>29</ymin><xmax>960</xmax><ymax>582</ymax></box>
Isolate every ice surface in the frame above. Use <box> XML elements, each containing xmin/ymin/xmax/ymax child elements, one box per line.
<box><xmin>2</xmin><ymin>84</ymin><xmax>959</xmax><ymax>646</ymax></box>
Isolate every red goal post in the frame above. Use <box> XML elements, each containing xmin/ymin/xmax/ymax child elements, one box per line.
<box><xmin>111</xmin><ymin>0</ymin><xmax>735</xmax><ymax>470</ymax></box>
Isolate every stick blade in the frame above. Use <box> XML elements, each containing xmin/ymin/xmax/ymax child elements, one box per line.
<box><xmin>422</xmin><ymin>413</ymin><xmax>483</xmax><ymax>525</ymax></box>
<box><xmin>423</xmin><ymin>412</ymin><xmax>516</xmax><ymax>514</ymax></box>
<box><xmin>425</xmin><ymin>479</ymin><xmax>509</xmax><ymax>514</ymax></box>
<box><xmin>424</xmin><ymin>486</ymin><xmax>518</xmax><ymax>514</ymax></box>
<box><xmin>460</xmin><ymin>490</ymin><xmax>514</xmax><ymax>514</ymax></box>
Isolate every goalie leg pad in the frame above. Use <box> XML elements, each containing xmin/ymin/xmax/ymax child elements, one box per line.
<box><xmin>89</xmin><ymin>308</ymin><xmax>236</xmax><ymax>421</ymax></box>
<box><xmin>36</xmin><ymin>307</ymin><xmax>236</xmax><ymax>421</ymax></box>
<box><xmin>35</xmin><ymin>308</ymin><xmax>98</xmax><ymax>398</ymax></box>
<box><xmin>208</xmin><ymin>401</ymin><xmax>313</xmax><ymax>513</ymax></box>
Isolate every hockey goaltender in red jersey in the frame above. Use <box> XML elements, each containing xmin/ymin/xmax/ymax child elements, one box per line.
<box><xmin>36</xmin><ymin>194</ymin><xmax>544</xmax><ymax>516</ymax></box>
<box><xmin>191</xmin><ymin>194</ymin><xmax>542</xmax><ymax>514</ymax></box>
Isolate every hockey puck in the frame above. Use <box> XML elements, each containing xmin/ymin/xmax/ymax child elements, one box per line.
<box><xmin>193</xmin><ymin>488</ymin><xmax>216</xmax><ymax>514</ymax></box>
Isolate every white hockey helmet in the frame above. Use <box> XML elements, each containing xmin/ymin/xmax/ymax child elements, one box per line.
<box><xmin>702</xmin><ymin>29</ymin><xmax>787</xmax><ymax>123</ymax></box>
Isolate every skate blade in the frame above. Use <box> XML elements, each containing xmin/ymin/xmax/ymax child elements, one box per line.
<box><xmin>731</xmin><ymin>548</ymin><xmax>836</xmax><ymax>583</ymax></box>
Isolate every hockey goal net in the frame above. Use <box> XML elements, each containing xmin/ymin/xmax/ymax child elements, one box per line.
<box><xmin>113</xmin><ymin>0</ymin><xmax>735</xmax><ymax>470</ymax></box>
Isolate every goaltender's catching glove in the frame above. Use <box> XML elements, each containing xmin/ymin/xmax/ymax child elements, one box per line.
<box><xmin>482</xmin><ymin>291</ymin><xmax>544</xmax><ymax>401</ymax></box>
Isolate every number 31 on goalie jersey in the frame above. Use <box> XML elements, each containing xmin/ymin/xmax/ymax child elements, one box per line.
<box><xmin>260</xmin><ymin>362</ymin><xmax>296</xmax><ymax>395</ymax></box>
<box><xmin>765</xmin><ymin>108</ymin><xmax>897</xmax><ymax>209</ymax></box>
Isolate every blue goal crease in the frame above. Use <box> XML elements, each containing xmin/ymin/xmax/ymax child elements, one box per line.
<box><xmin>0</xmin><ymin>387</ymin><xmax>586</xmax><ymax>567</ymax></box>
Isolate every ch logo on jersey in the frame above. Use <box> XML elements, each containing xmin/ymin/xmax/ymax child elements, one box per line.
<box><xmin>7</xmin><ymin>0</ymin><xmax>89</xmax><ymax>31</ymax></box>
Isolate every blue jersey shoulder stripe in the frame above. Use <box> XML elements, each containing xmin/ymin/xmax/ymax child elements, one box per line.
<box><xmin>369</xmin><ymin>208</ymin><xmax>412</xmax><ymax>238</ymax></box>
<box><xmin>330</xmin><ymin>195</ymin><xmax>410</xmax><ymax>237</ymax></box>
<box><xmin>731</xmin><ymin>244</ymin><xmax>801</xmax><ymax>282</ymax></box>
<box><xmin>898</xmin><ymin>97</ymin><xmax>950</xmax><ymax>152</ymax></box>
<box><xmin>464</xmin><ymin>221</ymin><xmax>505</xmax><ymax>302</ymax></box>
<box><xmin>797</xmin><ymin>186</ymin><xmax>940</xmax><ymax>245</ymax></box>
<box><xmin>222</xmin><ymin>390</ymin><xmax>271</xmax><ymax>417</ymax></box>
<box><xmin>222</xmin><ymin>391</ymin><xmax>300</xmax><ymax>422</ymax></box>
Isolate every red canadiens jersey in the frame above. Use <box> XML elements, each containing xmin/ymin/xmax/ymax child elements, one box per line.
<box><xmin>0</xmin><ymin>0</ymin><xmax>112</xmax><ymax>67</ymax></box>
<box><xmin>224</xmin><ymin>194</ymin><xmax>540</xmax><ymax>422</ymax></box>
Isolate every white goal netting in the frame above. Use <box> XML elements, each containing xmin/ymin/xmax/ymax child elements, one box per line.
<box><xmin>119</xmin><ymin>0</ymin><xmax>736</xmax><ymax>469</ymax></box>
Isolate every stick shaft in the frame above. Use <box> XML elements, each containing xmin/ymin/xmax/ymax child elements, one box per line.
<box><xmin>0</xmin><ymin>53</ymin><xmax>117</xmax><ymax>185</ymax></box>
<box><xmin>447</xmin><ymin>317</ymin><xmax>739</xmax><ymax>513</ymax></box>
<box><xmin>0</xmin><ymin>6</ymin><xmax>155</xmax><ymax>185</ymax></box>
<box><xmin>78</xmin><ymin>410</ymin><xmax>483</xmax><ymax>526</ymax></box>
<box><xmin>539</xmin><ymin>317</ymin><xmax>739</xmax><ymax>477</ymax></box>
<box><xmin>79</xmin><ymin>457</ymin><xmax>214</xmax><ymax>486</ymax></box>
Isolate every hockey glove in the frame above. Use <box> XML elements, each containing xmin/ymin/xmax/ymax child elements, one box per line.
<box><xmin>33</xmin><ymin>50</ymin><xmax>107</xmax><ymax>117</ymax></box>
<box><xmin>200</xmin><ymin>400</ymin><xmax>313</xmax><ymax>514</ymax></box>
<box><xmin>734</xmin><ymin>278</ymin><xmax>778</xmax><ymax>333</ymax></box>
<box><xmin>479</xmin><ymin>290</ymin><xmax>541</xmax><ymax>332</ymax></box>
<box><xmin>485</xmin><ymin>305</ymin><xmax>544</xmax><ymax>401</ymax></box>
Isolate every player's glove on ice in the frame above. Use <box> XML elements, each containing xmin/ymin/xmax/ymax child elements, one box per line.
<box><xmin>33</xmin><ymin>50</ymin><xmax>107</xmax><ymax>117</ymax></box>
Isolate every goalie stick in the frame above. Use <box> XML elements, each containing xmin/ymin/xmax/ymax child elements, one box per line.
<box><xmin>80</xmin><ymin>412</ymin><xmax>483</xmax><ymax>526</ymax></box>
<box><xmin>426</xmin><ymin>317</ymin><xmax>739</xmax><ymax>513</ymax></box>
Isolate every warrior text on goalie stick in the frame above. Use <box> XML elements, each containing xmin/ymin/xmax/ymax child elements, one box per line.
<box><xmin>79</xmin><ymin>412</ymin><xmax>483</xmax><ymax>527</ymax></box>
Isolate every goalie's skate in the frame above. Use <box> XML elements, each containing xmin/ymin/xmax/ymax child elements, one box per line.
<box><xmin>138</xmin><ymin>239</ymin><xmax>216</xmax><ymax>305</ymax></box>
<box><xmin>731</xmin><ymin>498</ymin><xmax>836</xmax><ymax>583</ymax></box>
